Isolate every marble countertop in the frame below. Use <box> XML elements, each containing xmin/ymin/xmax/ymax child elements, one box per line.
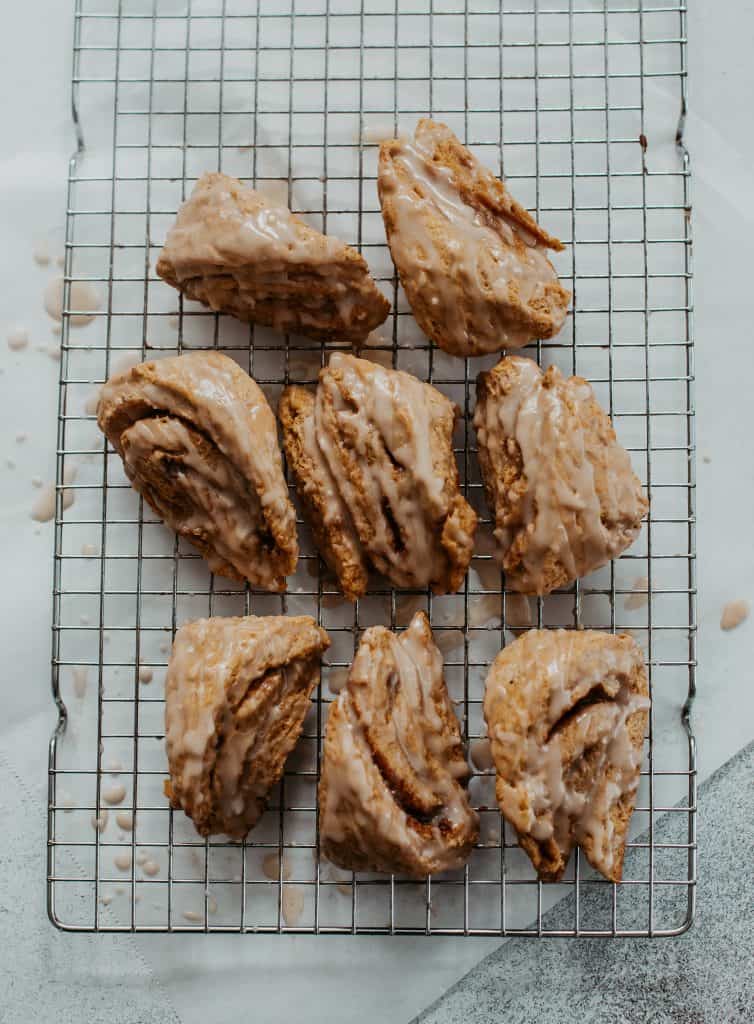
<box><xmin>1</xmin><ymin>3</ymin><xmax>752</xmax><ymax>1023</ymax></box>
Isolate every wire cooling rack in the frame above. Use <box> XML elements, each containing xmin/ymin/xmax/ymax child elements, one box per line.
<box><xmin>47</xmin><ymin>0</ymin><xmax>695</xmax><ymax>936</ymax></box>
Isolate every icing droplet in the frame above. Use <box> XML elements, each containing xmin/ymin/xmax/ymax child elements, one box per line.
<box><xmin>720</xmin><ymin>599</ymin><xmax>749</xmax><ymax>632</ymax></box>
<box><xmin>81</xmin><ymin>543</ymin><xmax>98</xmax><ymax>556</ymax></box>
<box><xmin>183</xmin><ymin>910</ymin><xmax>203</xmax><ymax>923</ymax></box>
<box><xmin>327</xmin><ymin>667</ymin><xmax>349</xmax><ymax>695</ymax></box>
<box><xmin>114</xmin><ymin>851</ymin><xmax>132</xmax><ymax>871</ymax></box>
<box><xmin>115</xmin><ymin>811</ymin><xmax>133</xmax><ymax>831</ymax></box>
<box><xmin>138</xmin><ymin>666</ymin><xmax>153</xmax><ymax>684</ymax></box>
<box><xmin>262</xmin><ymin>853</ymin><xmax>291</xmax><ymax>881</ymax></box>
<box><xmin>282</xmin><ymin>885</ymin><xmax>304</xmax><ymax>926</ymax></box>
<box><xmin>91</xmin><ymin>811</ymin><xmax>109</xmax><ymax>832</ymax></box>
<box><xmin>33</xmin><ymin>240</ymin><xmax>52</xmax><ymax>266</ymax></box>
<box><xmin>44</xmin><ymin>277</ymin><xmax>100</xmax><ymax>326</ymax></box>
<box><xmin>142</xmin><ymin>859</ymin><xmax>160</xmax><ymax>877</ymax></box>
<box><xmin>72</xmin><ymin>666</ymin><xmax>88</xmax><ymax>699</ymax></box>
<box><xmin>103</xmin><ymin>783</ymin><xmax>127</xmax><ymax>806</ymax></box>
<box><xmin>31</xmin><ymin>464</ymin><xmax>78</xmax><ymax>522</ymax></box>
<box><xmin>469</xmin><ymin>737</ymin><xmax>494</xmax><ymax>772</ymax></box>
<box><xmin>624</xmin><ymin>576</ymin><xmax>649</xmax><ymax>611</ymax></box>
<box><xmin>7</xmin><ymin>328</ymin><xmax>29</xmax><ymax>351</ymax></box>
<box><xmin>435</xmin><ymin>630</ymin><xmax>463</xmax><ymax>657</ymax></box>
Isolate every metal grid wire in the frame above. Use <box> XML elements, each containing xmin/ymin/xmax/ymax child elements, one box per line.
<box><xmin>47</xmin><ymin>0</ymin><xmax>696</xmax><ymax>936</ymax></box>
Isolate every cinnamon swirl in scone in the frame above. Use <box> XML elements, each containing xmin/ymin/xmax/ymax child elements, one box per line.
<box><xmin>484</xmin><ymin>629</ymin><xmax>650</xmax><ymax>883</ymax></box>
<box><xmin>156</xmin><ymin>172</ymin><xmax>389</xmax><ymax>345</ymax></box>
<box><xmin>378</xmin><ymin>119</ymin><xmax>570</xmax><ymax>356</ymax></box>
<box><xmin>97</xmin><ymin>352</ymin><xmax>298</xmax><ymax>591</ymax></box>
<box><xmin>165</xmin><ymin>615</ymin><xmax>329</xmax><ymax>839</ymax></box>
<box><xmin>279</xmin><ymin>353</ymin><xmax>477</xmax><ymax>599</ymax></box>
<box><xmin>319</xmin><ymin>612</ymin><xmax>479</xmax><ymax>877</ymax></box>
<box><xmin>474</xmin><ymin>356</ymin><xmax>648</xmax><ymax>595</ymax></box>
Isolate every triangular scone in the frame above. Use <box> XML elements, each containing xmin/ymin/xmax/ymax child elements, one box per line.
<box><xmin>378</xmin><ymin>119</ymin><xmax>570</xmax><ymax>356</ymax></box>
<box><xmin>279</xmin><ymin>353</ymin><xmax>477</xmax><ymax>598</ymax></box>
<box><xmin>165</xmin><ymin>615</ymin><xmax>330</xmax><ymax>839</ymax></box>
<box><xmin>319</xmin><ymin>612</ymin><xmax>479</xmax><ymax>877</ymax></box>
<box><xmin>483</xmin><ymin>629</ymin><xmax>650</xmax><ymax>882</ymax></box>
<box><xmin>156</xmin><ymin>172</ymin><xmax>390</xmax><ymax>344</ymax></box>
<box><xmin>474</xmin><ymin>356</ymin><xmax>648</xmax><ymax>595</ymax></box>
<box><xmin>97</xmin><ymin>352</ymin><xmax>298</xmax><ymax>591</ymax></box>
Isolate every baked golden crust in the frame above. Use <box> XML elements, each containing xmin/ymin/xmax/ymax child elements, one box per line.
<box><xmin>164</xmin><ymin>615</ymin><xmax>329</xmax><ymax>839</ymax></box>
<box><xmin>278</xmin><ymin>385</ymin><xmax>369</xmax><ymax>600</ymax></box>
<box><xmin>279</xmin><ymin>353</ymin><xmax>477</xmax><ymax>598</ymax></box>
<box><xmin>319</xmin><ymin>612</ymin><xmax>479</xmax><ymax>877</ymax></box>
<box><xmin>156</xmin><ymin>172</ymin><xmax>389</xmax><ymax>345</ymax></box>
<box><xmin>378</xmin><ymin>119</ymin><xmax>570</xmax><ymax>356</ymax></box>
<box><xmin>483</xmin><ymin>629</ymin><xmax>650</xmax><ymax>882</ymax></box>
<box><xmin>97</xmin><ymin>351</ymin><xmax>298</xmax><ymax>590</ymax></box>
<box><xmin>474</xmin><ymin>356</ymin><xmax>648</xmax><ymax>595</ymax></box>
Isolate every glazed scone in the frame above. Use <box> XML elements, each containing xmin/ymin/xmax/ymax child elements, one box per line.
<box><xmin>474</xmin><ymin>356</ymin><xmax>648</xmax><ymax>595</ymax></box>
<box><xmin>165</xmin><ymin>615</ymin><xmax>329</xmax><ymax>839</ymax></box>
<box><xmin>378</xmin><ymin>119</ymin><xmax>570</xmax><ymax>356</ymax></box>
<box><xmin>156</xmin><ymin>172</ymin><xmax>389</xmax><ymax>345</ymax></box>
<box><xmin>483</xmin><ymin>629</ymin><xmax>650</xmax><ymax>882</ymax></box>
<box><xmin>319</xmin><ymin>611</ymin><xmax>479</xmax><ymax>877</ymax></box>
<box><xmin>97</xmin><ymin>352</ymin><xmax>298</xmax><ymax>591</ymax></box>
<box><xmin>279</xmin><ymin>352</ymin><xmax>477</xmax><ymax>599</ymax></box>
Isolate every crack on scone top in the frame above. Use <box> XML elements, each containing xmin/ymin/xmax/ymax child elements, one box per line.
<box><xmin>380</xmin><ymin>497</ymin><xmax>406</xmax><ymax>554</ymax></box>
<box><xmin>546</xmin><ymin>684</ymin><xmax>613</xmax><ymax>744</ymax></box>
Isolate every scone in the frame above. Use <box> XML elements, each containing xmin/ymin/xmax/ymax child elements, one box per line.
<box><xmin>156</xmin><ymin>172</ymin><xmax>389</xmax><ymax>345</ymax></box>
<box><xmin>484</xmin><ymin>629</ymin><xmax>650</xmax><ymax>882</ymax></box>
<box><xmin>97</xmin><ymin>351</ymin><xmax>298</xmax><ymax>591</ymax></box>
<box><xmin>319</xmin><ymin>611</ymin><xmax>479</xmax><ymax>877</ymax></box>
<box><xmin>279</xmin><ymin>352</ymin><xmax>477</xmax><ymax>598</ymax></box>
<box><xmin>164</xmin><ymin>615</ymin><xmax>329</xmax><ymax>839</ymax></box>
<box><xmin>474</xmin><ymin>355</ymin><xmax>648</xmax><ymax>595</ymax></box>
<box><xmin>378</xmin><ymin>119</ymin><xmax>570</xmax><ymax>356</ymax></box>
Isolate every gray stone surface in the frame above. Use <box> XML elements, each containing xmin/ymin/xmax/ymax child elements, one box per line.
<box><xmin>0</xmin><ymin>747</ymin><xmax>181</xmax><ymax>1024</ymax></box>
<box><xmin>413</xmin><ymin>742</ymin><xmax>753</xmax><ymax>1024</ymax></box>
